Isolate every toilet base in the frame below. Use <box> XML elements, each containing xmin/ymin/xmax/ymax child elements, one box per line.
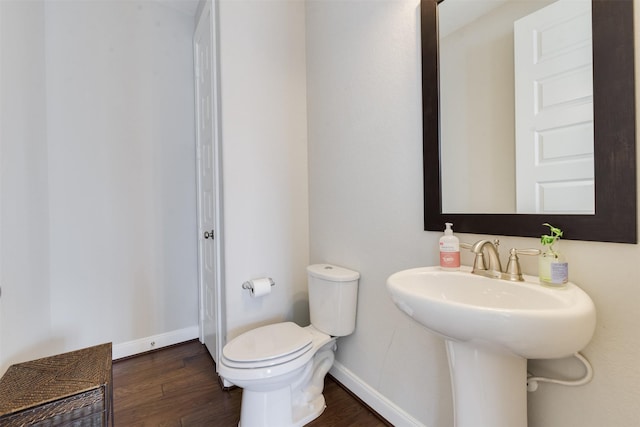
<box><xmin>238</xmin><ymin>385</ymin><xmax>326</xmax><ymax>427</ymax></box>
<box><xmin>293</xmin><ymin>394</ymin><xmax>326</xmax><ymax>426</ymax></box>
<box><xmin>235</xmin><ymin>340</ymin><xmax>336</xmax><ymax>427</ymax></box>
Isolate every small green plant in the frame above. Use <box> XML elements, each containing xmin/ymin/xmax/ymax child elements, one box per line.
<box><xmin>541</xmin><ymin>223</ymin><xmax>563</xmax><ymax>257</ymax></box>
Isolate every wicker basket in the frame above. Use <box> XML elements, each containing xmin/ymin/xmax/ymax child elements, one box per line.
<box><xmin>0</xmin><ymin>343</ymin><xmax>113</xmax><ymax>427</ymax></box>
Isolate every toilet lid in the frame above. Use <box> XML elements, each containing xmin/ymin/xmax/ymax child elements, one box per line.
<box><xmin>223</xmin><ymin>322</ymin><xmax>313</xmax><ymax>364</ymax></box>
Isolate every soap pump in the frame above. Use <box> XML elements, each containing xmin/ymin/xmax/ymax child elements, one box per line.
<box><xmin>439</xmin><ymin>222</ymin><xmax>460</xmax><ymax>270</ymax></box>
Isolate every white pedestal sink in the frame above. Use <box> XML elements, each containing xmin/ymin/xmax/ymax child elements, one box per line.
<box><xmin>387</xmin><ymin>266</ymin><xmax>596</xmax><ymax>427</ymax></box>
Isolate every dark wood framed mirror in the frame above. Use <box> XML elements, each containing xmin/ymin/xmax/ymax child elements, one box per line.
<box><xmin>422</xmin><ymin>0</ymin><xmax>637</xmax><ymax>243</ymax></box>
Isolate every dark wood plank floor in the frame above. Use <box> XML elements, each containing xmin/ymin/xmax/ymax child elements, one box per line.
<box><xmin>112</xmin><ymin>340</ymin><xmax>391</xmax><ymax>426</ymax></box>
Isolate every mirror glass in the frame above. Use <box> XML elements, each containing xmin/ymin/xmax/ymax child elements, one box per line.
<box><xmin>439</xmin><ymin>0</ymin><xmax>594</xmax><ymax>214</ymax></box>
<box><xmin>422</xmin><ymin>0</ymin><xmax>637</xmax><ymax>243</ymax></box>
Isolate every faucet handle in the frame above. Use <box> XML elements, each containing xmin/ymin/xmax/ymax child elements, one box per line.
<box><xmin>505</xmin><ymin>248</ymin><xmax>542</xmax><ymax>281</ymax></box>
<box><xmin>513</xmin><ymin>248</ymin><xmax>541</xmax><ymax>256</ymax></box>
<box><xmin>460</xmin><ymin>242</ymin><xmax>473</xmax><ymax>250</ymax></box>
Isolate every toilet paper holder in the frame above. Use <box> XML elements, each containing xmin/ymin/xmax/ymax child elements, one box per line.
<box><xmin>242</xmin><ymin>278</ymin><xmax>275</xmax><ymax>290</ymax></box>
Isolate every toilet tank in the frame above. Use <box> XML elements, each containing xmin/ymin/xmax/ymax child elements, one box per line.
<box><xmin>307</xmin><ymin>264</ymin><xmax>360</xmax><ymax>337</ymax></box>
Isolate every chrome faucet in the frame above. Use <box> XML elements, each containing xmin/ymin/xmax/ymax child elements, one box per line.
<box><xmin>471</xmin><ymin>239</ymin><xmax>503</xmax><ymax>279</ymax></box>
<box><xmin>463</xmin><ymin>239</ymin><xmax>540</xmax><ymax>282</ymax></box>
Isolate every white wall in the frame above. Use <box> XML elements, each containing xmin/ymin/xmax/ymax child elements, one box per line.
<box><xmin>217</xmin><ymin>0</ymin><xmax>310</xmax><ymax>340</ymax></box>
<box><xmin>0</xmin><ymin>0</ymin><xmax>199</xmax><ymax>372</ymax></box>
<box><xmin>0</xmin><ymin>0</ymin><xmax>53</xmax><ymax>371</ymax></box>
<box><xmin>307</xmin><ymin>0</ymin><xmax>640</xmax><ymax>426</ymax></box>
<box><xmin>45</xmin><ymin>0</ymin><xmax>198</xmax><ymax>350</ymax></box>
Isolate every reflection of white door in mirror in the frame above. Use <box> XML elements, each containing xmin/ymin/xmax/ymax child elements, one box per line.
<box><xmin>439</xmin><ymin>0</ymin><xmax>556</xmax><ymax>214</ymax></box>
<box><xmin>514</xmin><ymin>0</ymin><xmax>594</xmax><ymax>214</ymax></box>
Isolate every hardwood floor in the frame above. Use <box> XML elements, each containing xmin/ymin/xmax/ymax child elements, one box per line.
<box><xmin>112</xmin><ymin>340</ymin><xmax>391</xmax><ymax>426</ymax></box>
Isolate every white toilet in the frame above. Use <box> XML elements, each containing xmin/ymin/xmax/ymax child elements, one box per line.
<box><xmin>218</xmin><ymin>264</ymin><xmax>360</xmax><ymax>427</ymax></box>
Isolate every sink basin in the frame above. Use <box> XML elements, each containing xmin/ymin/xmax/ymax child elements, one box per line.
<box><xmin>387</xmin><ymin>266</ymin><xmax>596</xmax><ymax>359</ymax></box>
<box><xmin>387</xmin><ymin>266</ymin><xmax>596</xmax><ymax>427</ymax></box>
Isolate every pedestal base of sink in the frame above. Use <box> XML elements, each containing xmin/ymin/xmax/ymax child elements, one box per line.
<box><xmin>446</xmin><ymin>340</ymin><xmax>527</xmax><ymax>427</ymax></box>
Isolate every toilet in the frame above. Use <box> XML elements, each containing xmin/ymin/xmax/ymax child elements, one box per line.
<box><xmin>218</xmin><ymin>264</ymin><xmax>360</xmax><ymax>427</ymax></box>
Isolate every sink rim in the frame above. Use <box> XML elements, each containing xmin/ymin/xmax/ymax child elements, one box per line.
<box><xmin>388</xmin><ymin>266</ymin><xmax>590</xmax><ymax>313</ymax></box>
<box><xmin>386</xmin><ymin>265</ymin><xmax>596</xmax><ymax>359</ymax></box>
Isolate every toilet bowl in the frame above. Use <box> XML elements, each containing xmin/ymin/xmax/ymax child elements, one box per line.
<box><xmin>218</xmin><ymin>264</ymin><xmax>359</xmax><ymax>427</ymax></box>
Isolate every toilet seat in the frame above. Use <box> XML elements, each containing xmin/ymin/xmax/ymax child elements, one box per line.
<box><xmin>223</xmin><ymin>322</ymin><xmax>313</xmax><ymax>369</ymax></box>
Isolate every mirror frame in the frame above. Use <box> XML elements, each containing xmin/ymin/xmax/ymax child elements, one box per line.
<box><xmin>422</xmin><ymin>0</ymin><xmax>637</xmax><ymax>243</ymax></box>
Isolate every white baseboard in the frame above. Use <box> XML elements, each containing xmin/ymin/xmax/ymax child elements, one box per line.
<box><xmin>112</xmin><ymin>325</ymin><xmax>200</xmax><ymax>360</ymax></box>
<box><xmin>329</xmin><ymin>361</ymin><xmax>425</xmax><ymax>427</ymax></box>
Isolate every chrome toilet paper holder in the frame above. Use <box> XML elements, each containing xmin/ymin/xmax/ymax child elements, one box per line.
<box><xmin>242</xmin><ymin>278</ymin><xmax>275</xmax><ymax>290</ymax></box>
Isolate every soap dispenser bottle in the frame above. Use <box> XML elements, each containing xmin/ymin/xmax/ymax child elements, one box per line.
<box><xmin>439</xmin><ymin>222</ymin><xmax>460</xmax><ymax>270</ymax></box>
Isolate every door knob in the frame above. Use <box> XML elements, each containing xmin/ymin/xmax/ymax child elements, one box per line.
<box><xmin>204</xmin><ymin>230</ymin><xmax>214</xmax><ymax>239</ymax></box>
